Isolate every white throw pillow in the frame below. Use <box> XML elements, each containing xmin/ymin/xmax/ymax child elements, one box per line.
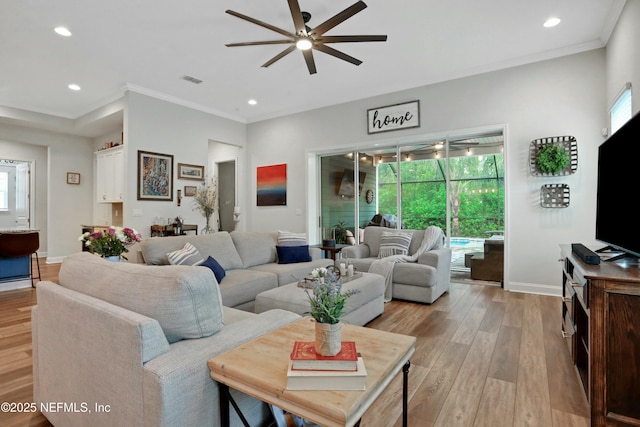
<box><xmin>167</xmin><ymin>242</ymin><xmax>204</xmax><ymax>266</ymax></box>
<box><xmin>277</xmin><ymin>230</ymin><xmax>308</xmax><ymax>247</ymax></box>
<box><xmin>378</xmin><ymin>231</ymin><xmax>413</xmax><ymax>258</ymax></box>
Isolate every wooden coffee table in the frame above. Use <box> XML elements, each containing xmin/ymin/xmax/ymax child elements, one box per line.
<box><xmin>208</xmin><ymin>317</ymin><xmax>416</xmax><ymax>427</ymax></box>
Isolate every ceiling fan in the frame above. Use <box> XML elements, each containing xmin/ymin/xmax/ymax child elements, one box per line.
<box><xmin>225</xmin><ymin>0</ymin><xmax>387</xmax><ymax>74</ymax></box>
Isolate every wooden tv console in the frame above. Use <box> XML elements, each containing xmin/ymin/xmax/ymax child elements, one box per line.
<box><xmin>560</xmin><ymin>244</ymin><xmax>640</xmax><ymax>426</ymax></box>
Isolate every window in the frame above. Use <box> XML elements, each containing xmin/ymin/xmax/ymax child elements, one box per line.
<box><xmin>610</xmin><ymin>83</ymin><xmax>632</xmax><ymax>135</ymax></box>
<box><xmin>0</xmin><ymin>171</ymin><xmax>8</xmax><ymax>211</ymax></box>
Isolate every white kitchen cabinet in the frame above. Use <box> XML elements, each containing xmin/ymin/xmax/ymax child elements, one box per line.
<box><xmin>96</xmin><ymin>146</ymin><xmax>124</xmax><ymax>203</ymax></box>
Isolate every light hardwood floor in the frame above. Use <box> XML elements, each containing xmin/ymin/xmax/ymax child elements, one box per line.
<box><xmin>0</xmin><ymin>260</ymin><xmax>590</xmax><ymax>427</ymax></box>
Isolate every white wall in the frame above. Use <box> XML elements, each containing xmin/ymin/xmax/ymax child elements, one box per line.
<box><xmin>606</xmin><ymin>0</ymin><xmax>640</xmax><ymax>116</ymax></box>
<box><xmin>247</xmin><ymin>49</ymin><xmax>607</xmax><ymax>294</ymax></box>
<box><xmin>0</xmin><ymin>125</ymin><xmax>93</xmax><ymax>260</ymax></box>
<box><xmin>123</xmin><ymin>91</ymin><xmax>246</xmax><ymax>237</ymax></box>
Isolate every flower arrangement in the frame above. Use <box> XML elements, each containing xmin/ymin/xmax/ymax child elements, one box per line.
<box><xmin>304</xmin><ymin>267</ymin><xmax>360</xmax><ymax>324</ymax></box>
<box><xmin>192</xmin><ymin>178</ymin><xmax>217</xmax><ymax>233</ymax></box>
<box><xmin>79</xmin><ymin>226</ymin><xmax>142</xmax><ymax>260</ymax></box>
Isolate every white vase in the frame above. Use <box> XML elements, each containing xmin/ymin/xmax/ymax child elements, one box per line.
<box><xmin>314</xmin><ymin>321</ymin><xmax>342</xmax><ymax>356</ymax></box>
<box><xmin>104</xmin><ymin>255</ymin><xmax>122</xmax><ymax>262</ymax></box>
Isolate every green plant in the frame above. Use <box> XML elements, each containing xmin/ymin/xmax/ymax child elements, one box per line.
<box><xmin>536</xmin><ymin>145</ymin><xmax>569</xmax><ymax>174</ymax></box>
<box><xmin>333</xmin><ymin>221</ymin><xmax>349</xmax><ymax>244</ymax></box>
<box><xmin>305</xmin><ymin>267</ymin><xmax>360</xmax><ymax>324</ymax></box>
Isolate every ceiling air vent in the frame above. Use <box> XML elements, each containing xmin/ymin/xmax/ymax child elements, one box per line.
<box><xmin>182</xmin><ymin>75</ymin><xmax>203</xmax><ymax>84</ymax></box>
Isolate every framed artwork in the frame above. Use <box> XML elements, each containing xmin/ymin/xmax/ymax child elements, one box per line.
<box><xmin>137</xmin><ymin>150</ymin><xmax>174</xmax><ymax>201</ymax></box>
<box><xmin>184</xmin><ymin>185</ymin><xmax>197</xmax><ymax>197</ymax></box>
<box><xmin>66</xmin><ymin>172</ymin><xmax>81</xmax><ymax>185</ymax></box>
<box><xmin>177</xmin><ymin>163</ymin><xmax>205</xmax><ymax>180</ymax></box>
<box><xmin>367</xmin><ymin>100</ymin><xmax>420</xmax><ymax>134</ymax></box>
<box><xmin>257</xmin><ymin>163</ymin><xmax>287</xmax><ymax>206</ymax></box>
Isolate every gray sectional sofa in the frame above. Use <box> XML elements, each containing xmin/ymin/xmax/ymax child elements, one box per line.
<box><xmin>340</xmin><ymin>226</ymin><xmax>452</xmax><ymax>304</ymax></box>
<box><xmin>137</xmin><ymin>231</ymin><xmax>334</xmax><ymax>311</ymax></box>
<box><xmin>32</xmin><ymin>252</ymin><xmax>301</xmax><ymax>427</ymax></box>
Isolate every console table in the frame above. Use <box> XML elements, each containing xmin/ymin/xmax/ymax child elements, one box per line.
<box><xmin>150</xmin><ymin>224</ymin><xmax>198</xmax><ymax>237</ymax></box>
<box><xmin>208</xmin><ymin>317</ymin><xmax>415</xmax><ymax>427</ymax></box>
<box><xmin>560</xmin><ymin>244</ymin><xmax>640</xmax><ymax>426</ymax></box>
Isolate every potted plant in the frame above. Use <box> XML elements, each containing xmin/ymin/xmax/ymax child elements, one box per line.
<box><xmin>536</xmin><ymin>144</ymin><xmax>569</xmax><ymax>174</ymax></box>
<box><xmin>79</xmin><ymin>226</ymin><xmax>142</xmax><ymax>261</ymax></box>
<box><xmin>304</xmin><ymin>266</ymin><xmax>360</xmax><ymax>356</ymax></box>
<box><xmin>333</xmin><ymin>221</ymin><xmax>349</xmax><ymax>245</ymax></box>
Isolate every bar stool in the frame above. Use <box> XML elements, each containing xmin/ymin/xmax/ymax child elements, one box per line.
<box><xmin>0</xmin><ymin>232</ymin><xmax>41</xmax><ymax>287</ymax></box>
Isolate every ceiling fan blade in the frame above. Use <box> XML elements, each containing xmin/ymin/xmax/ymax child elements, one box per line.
<box><xmin>313</xmin><ymin>44</ymin><xmax>362</xmax><ymax>66</ymax></box>
<box><xmin>226</xmin><ymin>40</ymin><xmax>293</xmax><ymax>47</ymax></box>
<box><xmin>317</xmin><ymin>35</ymin><xmax>387</xmax><ymax>43</ymax></box>
<box><xmin>226</xmin><ymin>10</ymin><xmax>295</xmax><ymax>38</ymax></box>
<box><xmin>287</xmin><ymin>0</ymin><xmax>306</xmax><ymax>34</ymax></box>
<box><xmin>262</xmin><ymin>45</ymin><xmax>297</xmax><ymax>68</ymax></box>
<box><xmin>311</xmin><ymin>1</ymin><xmax>367</xmax><ymax>36</ymax></box>
<box><xmin>302</xmin><ymin>49</ymin><xmax>317</xmax><ymax>74</ymax></box>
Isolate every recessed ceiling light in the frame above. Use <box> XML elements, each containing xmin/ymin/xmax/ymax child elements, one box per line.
<box><xmin>248</xmin><ymin>99</ymin><xmax>257</xmax><ymax>105</ymax></box>
<box><xmin>543</xmin><ymin>17</ymin><xmax>561</xmax><ymax>28</ymax></box>
<box><xmin>54</xmin><ymin>26</ymin><xmax>72</xmax><ymax>37</ymax></box>
<box><xmin>68</xmin><ymin>84</ymin><xmax>81</xmax><ymax>91</ymax></box>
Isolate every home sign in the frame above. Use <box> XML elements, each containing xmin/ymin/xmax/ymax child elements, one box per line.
<box><xmin>367</xmin><ymin>100</ymin><xmax>420</xmax><ymax>134</ymax></box>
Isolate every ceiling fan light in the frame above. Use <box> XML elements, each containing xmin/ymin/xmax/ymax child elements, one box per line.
<box><xmin>296</xmin><ymin>38</ymin><xmax>312</xmax><ymax>50</ymax></box>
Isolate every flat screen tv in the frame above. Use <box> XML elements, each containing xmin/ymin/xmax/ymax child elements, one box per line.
<box><xmin>337</xmin><ymin>169</ymin><xmax>366</xmax><ymax>197</ymax></box>
<box><xmin>595</xmin><ymin>111</ymin><xmax>640</xmax><ymax>260</ymax></box>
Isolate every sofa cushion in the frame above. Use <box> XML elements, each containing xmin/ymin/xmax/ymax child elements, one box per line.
<box><xmin>218</xmin><ymin>269</ymin><xmax>278</xmax><ymax>308</ymax></box>
<box><xmin>167</xmin><ymin>242</ymin><xmax>205</xmax><ymax>266</ymax></box>
<box><xmin>58</xmin><ymin>252</ymin><xmax>224</xmax><ymax>344</ymax></box>
<box><xmin>201</xmin><ymin>256</ymin><xmax>226</xmax><ymax>283</ymax></box>
<box><xmin>231</xmin><ymin>231</ymin><xmax>277</xmax><ymax>268</ymax></box>
<box><xmin>277</xmin><ymin>231</ymin><xmax>308</xmax><ymax>247</ymax></box>
<box><xmin>276</xmin><ymin>245</ymin><xmax>312</xmax><ymax>264</ymax></box>
<box><xmin>140</xmin><ymin>233</ymin><xmax>243</xmax><ymax>270</ymax></box>
<box><xmin>379</xmin><ymin>231</ymin><xmax>413</xmax><ymax>257</ymax></box>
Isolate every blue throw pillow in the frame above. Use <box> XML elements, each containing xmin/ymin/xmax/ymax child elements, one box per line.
<box><xmin>277</xmin><ymin>245</ymin><xmax>312</xmax><ymax>264</ymax></box>
<box><xmin>201</xmin><ymin>256</ymin><xmax>226</xmax><ymax>283</ymax></box>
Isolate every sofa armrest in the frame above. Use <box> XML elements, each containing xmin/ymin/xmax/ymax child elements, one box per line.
<box><xmin>341</xmin><ymin>244</ymin><xmax>370</xmax><ymax>259</ymax></box>
<box><xmin>33</xmin><ymin>282</ymin><xmax>170</xmax><ymax>427</ymax></box>
<box><xmin>418</xmin><ymin>248</ymin><xmax>452</xmax><ymax>270</ymax></box>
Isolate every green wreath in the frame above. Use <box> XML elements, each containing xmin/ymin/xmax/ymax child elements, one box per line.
<box><xmin>536</xmin><ymin>145</ymin><xmax>569</xmax><ymax>174</ymax></box>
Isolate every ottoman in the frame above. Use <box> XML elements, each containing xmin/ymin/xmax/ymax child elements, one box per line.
<box><xmin>254</xmin><ymin>272</ymin><xmax>385</xmax><ymax>326</ymax></box>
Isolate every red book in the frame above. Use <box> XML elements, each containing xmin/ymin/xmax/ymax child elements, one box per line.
<box><xmin>290</xmin><ymin>341</ymin><xmax>358</xmax><ymax>371</ymax></box>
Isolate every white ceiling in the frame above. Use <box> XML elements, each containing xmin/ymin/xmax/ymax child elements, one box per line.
<box><xmin>0</xmin><ymin>0</ymin><xmax>626</xmax><ymax>137</ymax></box>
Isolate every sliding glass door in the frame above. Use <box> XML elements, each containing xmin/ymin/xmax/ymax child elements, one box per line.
<box><xmin>318</xmin><ymin>130</ymin><xmax>504</xmax><ymax>272</ymax></box>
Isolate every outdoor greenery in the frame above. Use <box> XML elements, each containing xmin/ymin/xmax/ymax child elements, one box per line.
<box><xmin>377</xmin><ymin>154</ymin><xmax>504</xmax><ymax>238</ymax></box>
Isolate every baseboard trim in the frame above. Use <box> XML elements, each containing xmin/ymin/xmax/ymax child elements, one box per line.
<box><xmin>506</xmin><ymin>281</ymin><xmax>562</xmax><ymax>297</ymax></box>
<box><xmin>45</xmin><ymin>256</ymin><xmax>65</xmax><ymax>264</ymax></box>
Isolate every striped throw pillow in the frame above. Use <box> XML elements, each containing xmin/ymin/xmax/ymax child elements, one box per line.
<box><xmin>167</xmin><ymin>242</ymin><xmax>205</xmax><ymax>266</ymax></box>
<box><xmin>277</xmin><ymin>231</ymin><xmax>308</xmax><ymax>247</ymax></box>
<box><xmin>378</xmin><ymin>231</ymin><xmax>413</xmax><ymax>258</ymax></box>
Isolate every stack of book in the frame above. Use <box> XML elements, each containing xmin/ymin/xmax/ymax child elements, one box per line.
<box><xmin>286</xmin><ymin>341</ymin><xmax>367</xmax><ymax>391</ymax></box>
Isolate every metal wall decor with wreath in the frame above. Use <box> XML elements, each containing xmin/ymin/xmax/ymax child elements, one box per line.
<box><xmin>529</xmin><ymin>136</ymin><xmax>578</xmax><ymax>176</ymax></box>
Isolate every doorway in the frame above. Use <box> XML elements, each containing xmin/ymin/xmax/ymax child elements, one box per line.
<box><xmin>217</xmin><ymin>160</ymin><xmax>236</xmax><ymax>232</ymax></box>
<box><xmin>0</xmin><ymin>159</ymin><xmax>32</xmax><ymax>229</ymax></box>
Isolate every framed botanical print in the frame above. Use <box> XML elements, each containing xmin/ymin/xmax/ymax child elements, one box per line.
<box><xmin>177</xmin><ymin>163</ymin><xmax>205</xmax><ymax>180</ymax></box>
<box><xmin>66</xmin><ymin>172</ymin><xmax>81</xmax><ymax>185</ymax></box>
<box><xmin>137</xmin><ymin>150</ymin><xmax>174</xmax><ymax>201</ymax></box>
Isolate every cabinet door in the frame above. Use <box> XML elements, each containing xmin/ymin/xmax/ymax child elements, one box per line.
<box><xmin>96</xmin><ymin>151</ymin><xmax>111</xmax><ymax>203</ymax></box>
<box><xmin>604</xmin><ymin>291</ymin><xmax>640</xmax><ymax>425</ymax></box>
<box><xmin>113</xmin><ymin>148</ymin><xmax>123</xmax><ymax>201</ymax></box>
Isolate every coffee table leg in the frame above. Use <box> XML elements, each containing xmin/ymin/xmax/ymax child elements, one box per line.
<box><xmin>403</xmin><ymin>360</ymin><xmax>410</xmax><ymax>427</ymax></box>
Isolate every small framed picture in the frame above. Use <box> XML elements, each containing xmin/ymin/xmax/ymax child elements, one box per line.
<box><xmin>67</xmin><ymin>172</ymin><xmax>81</xmax><ymax>185</ymax></box>
<box><xmin>184</xmin><ymin>185</ymin><xmax>197</xmax><ymax>197</ymax></box>
<box><xmin>178</xmin><ymin>163</ymin><xmax>205</xmax><ymax>181</ymax></box>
